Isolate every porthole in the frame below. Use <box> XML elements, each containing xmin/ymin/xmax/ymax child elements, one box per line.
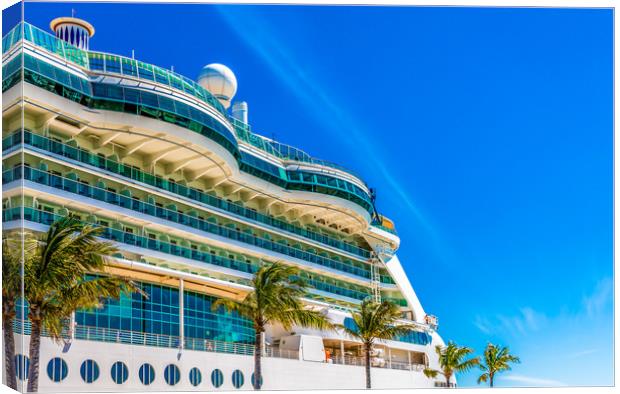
<box><xmin>139</xmin><ymin>363</ymin><xmax>155</xmax><ymax>385</ymax></box>
<box><xmin>232</xmin><ymin>370</ymin><xmax>244</xmax><ymax>389</ymax></box>
<box><xmin>189</xmin><ymin>367</ymin><xmax>202</xmax><ymax>386</ymax></box>
<box><xmin>46</xmin><ymin>357</ymin><xmax>68</xmax><ymax>382</ymax></box>
<box><xmin>251</xmin><ymin>373</ymin><xmax>263</xmax><ymax>389</ymax></box>
<box><xmin>111</xmin><ymin>361</ymin><xmax>128</xmax><ymax>384</ymax></box>
<box><xmin>14</xmin><ymin>354</ymin><xmax>29</xmax><ymax>380</ymax></box>
<box><xmin>80</xmin><ymin>359</ymin><xmax>100</xmax><ymax>383</ymax></box>
<box><xmin>211</xmin><ymin>369</ymin><xmax>223</xmax><ymax>388</ymax></box>
<box><xmin>164</xmin><ymin>364</ymin><xmax>180</xmax><ymax>386</ymax></box>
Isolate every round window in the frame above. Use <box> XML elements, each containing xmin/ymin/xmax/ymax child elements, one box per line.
<box><xmin>138</xmin><ymin>363</ymin><xmax>155</xmax><ymax>385</ymax></box>
<box><xmin>232</xmin><ymin>369</ymin><xmax>244</xmax><ymax>389</ymax></box>
<box><xmin>164</xmin><ymin>364</ymin><xmax>180</xmax><ymax>386</ymax></box>
<box><xmin>46</xmin><ymin>357</ymin><xmax>68</xmax><ymax>382</ymax></box>
<box><xmin>211</xmin><ymin>369</ymin><xmax>224</xmax><ymax>388</ymax></box>
<box><xmin>189</xmin><ymin>367</ymin><xmax>202</xmax><ymax>386</ymax></box>
<box><xmin>80</xmin><ymin>359</ymin><xmax>100</xmax><ymax>383</ymax></box>
<box><xmin>14</xmin><ymin>354</ymin><xmax>29</xmax><ymax>381</ymax></box>
<box><xmin>110</xmin><ymin>361</ymin><xmax>128</xmax><ymax>384</ymax></box>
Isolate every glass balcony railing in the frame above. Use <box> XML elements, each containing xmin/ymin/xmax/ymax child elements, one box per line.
<box><xmin>4</xmin><ymin>131</ymin><xmax>374</xmax><ymax>261</ymax></box>
<box><xmin>3</xmin><ymin>167</ymin><xmax>375</xmax><ymax>280</ymax></box>
<box><xmin>2</xmin><ymin>22</ymin><xmax>227</xmax><ymax>117</ymax></box>
<box><xmin>230</xmin><ymin>117</ymin><xmax>364</xmax><ymax>181</ymax></box>
<box><xmin>3</xmin><ymin>52</ymin><xmax>375</xmax><ymax>214</ymax></box>
<box><xmin>4</xmin><ymin>21</ymin><xmax>368</xmax><ymax>185</ymax></box>
<box><xmin>2</xmin><ymin>205</ymin><xmax>376</xmax><ymax>302</ymax></box>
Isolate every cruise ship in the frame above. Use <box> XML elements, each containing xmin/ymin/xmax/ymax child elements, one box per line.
<box><xmin>2</xmin><ymin>16</ymin><xmax>449</xmax><ymax>391</ymax></box>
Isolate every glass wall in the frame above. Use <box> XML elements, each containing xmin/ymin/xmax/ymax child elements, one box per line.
<box><xmin>3</xmin><ymin>51</ymin><xmax>375</xmax><ymax>215</ymax></box>
<box><xmin>3</xmin><ymin>130</ymin><xmax>372</xmax><ymax>259</ymax></box>
<box><xmin>2</xmin><ymin>159</ymin><xmax>391</xmax><ymax>283</ymax></box>
<box><xmin>76</xmin><ymin>282</ymin><xmax>255</xmax><ymax>344</ymax></box>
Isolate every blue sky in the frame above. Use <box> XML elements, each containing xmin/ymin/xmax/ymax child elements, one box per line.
<box><xmin>19</xmin><ymin>2</ymin><xmax>613</xmax><ymax>387</ymax></box>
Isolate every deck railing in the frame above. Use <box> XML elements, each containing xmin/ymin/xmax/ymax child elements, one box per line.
<box><xmin>12</xmin><ymin>320</ymin><xmax>425</xmax><ymax>372</ymax></box>
<box><xmin>3</xmin><ymin>132</ymin><xmax>375</xmax><ymax>262</ymax></box>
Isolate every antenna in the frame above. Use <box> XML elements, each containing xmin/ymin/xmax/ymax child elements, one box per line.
<box><xmin>131</xmin><ymin>49</ymin><xmax>135</xmax><ymax>59</ymax></box>
<box><xmin>171</xmin><ymin>65</ymin><xmax>174</xmax><ymax>72</ymax></box>
<box><xmin>71</xmin><ymin>9</ymin><xmax>76</xmax><ymax>17</ymax></box>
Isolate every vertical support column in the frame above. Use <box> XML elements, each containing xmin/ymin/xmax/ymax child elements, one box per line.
<box><xmin>261</xmin><ymin>331</ymin><xmax>266</xmax><ymax>356</ymax></box>
<box><xmin>70</xmin><ymin>311</ymin><xmax>76</xmax><ymax>340</ymax></box>
<box><xmin>387</xmin><ymin>346</ymin><xmax>392</xmax><ymax>369</ymax></box>
<box><xmin>340</xmin><ymin>340</ymin><xmax>345</xmax><ymax>364</ymax></box>
<box><xmin>407</xmin><ymin>350</ymin><xmax>412</xmax><ymax>371</ymax></box>
<box><xmin>179</xmin><ymin>278</ymin><xmax>184</xmax><ymax>351</ymax></box>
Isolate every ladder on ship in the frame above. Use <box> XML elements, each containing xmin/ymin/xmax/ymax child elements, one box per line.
<box><xmin>370</xmin><ymin>252</ymin><xmax>382</xmax><ymax>303</ymax></box>
<box><xmin>369</xmin><ymin>244</ymin><xmax>393</xmax><ymax>303</ymax></box>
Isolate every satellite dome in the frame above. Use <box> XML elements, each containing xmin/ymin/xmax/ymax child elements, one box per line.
<box><xmin>197</xmin><ymin>64</ymin><xmax>238</xmax><ymax>109</ymax></box>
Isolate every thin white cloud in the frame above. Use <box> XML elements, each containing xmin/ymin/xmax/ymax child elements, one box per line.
<box><xmin>501</xmin><ymin>374</ymin><xmax>566</xmax><ymax>387</ymax></box>
<box><xmin>567</xmin><ymin>348</ymin><xmax>599</xmax><ymax>359</ymax></box>
<box><xmin>214</xmin><ymin>7</ymin><xmax>445</xmax><ymax>255</ymax></box>
<box><xmin>582</xmin><ymin>277</ymin><xmax>612</xmax><ymax>317</ymax></box>
<box><xmin>475</xmin><ymin>307</ymin><xmax>547</xmax><ymax>337</ymax></box>
<box><xmin>473</xmin><ymin>315</ymin><xmax>491</xmax><ymax>335</ymax></box>
<box><xmin>474</xmin><ymin>275</ymin><xmax>612</xmax><ymax>338</ymax></box>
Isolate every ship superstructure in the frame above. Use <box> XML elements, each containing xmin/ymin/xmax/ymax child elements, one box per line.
<box><xmin>2</xmin><ymin>17</ymin><xmax>448</xmax><ymax>391</ymax></box>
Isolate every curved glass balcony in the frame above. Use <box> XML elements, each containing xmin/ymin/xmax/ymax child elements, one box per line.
<box><xmin>3</xmin><ymin>22</ymin><xmax>374</xmax><ymax>209</ymax></box>
<box><xmin>3</xmin><ymin>52</ymin><xmax>375</xmax><ymax>215</ymax></box>
<box><xmin>6</xmin><ymin>132</ymin><xmax>376</xmax><ymax>260</ymax></box>
<box><xmin>3</xmin><ymin>205</ymin><xmax>376</xmax><ymax>302</ymax></box>
<box><xmin>2</xmin><ymin>22</ymin><xmax>228</xmax><ymax>116</ymax></box>
<box><xmin>4</xmin><ymin>131</ymin><xmax>373</xmax><ymax>260</ymax></box>
<box><xmin>4</xmin><ymin>22</ymin><xmax>368</xmax><ymax>185</ymax></box>
<box><xmin>231</xmin><ymin>118</ymin><xmax>365</xmax><ymax>182</ymax></box>
<box><xmin>4</xmin><ymin>167</ymin><xmax>375</xmax><ymax>280</ymax></box>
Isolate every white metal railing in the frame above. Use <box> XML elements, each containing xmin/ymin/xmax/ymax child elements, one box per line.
<box><xmin>13</xmin><ymin>320</ymin><xmax>426</xmax><ymax>372</ymax></box>
<box><xmin>264</xmin><ymin>347</ymin><xmax>300</xmax><ymax>360</ymax></box>
<box><xmin>330</xmin><ymin>354</ymin><xmax>426</xmax><ymax>372</ymax></box>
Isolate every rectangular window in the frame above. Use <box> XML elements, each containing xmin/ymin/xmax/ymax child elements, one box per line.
<box><xmin>121</xmin><ymin>58</ymin><xmax>137</xmax><ymax>76</ymax></box>
<box><xmin>105</xmin><ymin>55</ymin><xmax>121</xmax><ymax>73</ymax></box>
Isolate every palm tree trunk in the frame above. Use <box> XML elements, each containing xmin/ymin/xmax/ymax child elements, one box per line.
<box><xmin>26</xmin><ymin>318</ymin><xmax>42</xmax><ymax>392</ymax></box>
<box><xmin>253</xmin><ymin>330</ymin><xmax>262</xmax><ymax>390</ymax></box>
<box><xmin>2</xmin><ymin>304</ymin><xmax>17</xmax><ymax>390</ymax></box>
<box><xmin>490</xmin><ymin>373</ymin><xmax>494</xmax><ymax>388</ymax></box>
<box><xmin>365</xmin><ymin>343</ymin><xmax>371</xmax><ymax>389</ymax></box>
<box><xmin>445</xmin><ymin>373</ymin><xmax>451</xmax><ymax>388</ymax></box>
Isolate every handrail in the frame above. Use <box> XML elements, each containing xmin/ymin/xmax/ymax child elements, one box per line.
<box><xmin>5</xmin><ymin>51</ymin><xmax>376</xmax><ymax>215</ymax></box>
<box><xmin>3</xmin><ymin>171</ymin><xmax>377</xmax><ymax>283</ymax></box>
<box><xmin>2</xmin><ymin>203</ymin><xmax>375</xmax><ymax>301</ymax></box>
<box><xmin>4</xmin><ymin>21</ymin><xmax>369</xmax><ymax>186</ymax></box>
<box><xmin>230</xmin><ymin>117</ymin><xmax>365</xmax><ymax>182</ymax></box>
<box><xmin>12</xmin><ymin>319</ymin><xmax>427</xmax><ymax>372</ymax></box>
<box><xmin>3</xmin><ymin>130</ymin><xmax>376</xmax><ymax>262</ymax></box>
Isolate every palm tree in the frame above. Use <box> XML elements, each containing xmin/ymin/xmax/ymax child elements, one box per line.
<box><xmin>424</xmin><ymin>342</ymin><xmax>480</xmax><ymax>388</ymax></box>
<box><xmin>23</xmin><ymin>215</ymin><xmax>137</xmax><ymax>392</ymax></box>
<box><xmin>3</xmin><ymin>233</ymin><xmax>25</xmax><ymax>390</ymax></box>
<box><xmin>212</xmin><ymin>262</ymin><xmax>333</xmax><ymax>390</ymax></box>
<box><xmin>477</xmin><ymin>343</ymin><xmax>520</xmax><ymax>387</ymax></box>
<box><xmin>340</xmin><ymin>299</ymin><xmax>416</xmax><ymax>389</ymax></box>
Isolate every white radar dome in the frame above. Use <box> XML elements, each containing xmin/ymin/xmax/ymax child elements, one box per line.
<box><xmin>197</xmin><ymin>64</ymin><xmax>238</xmax><ymax>109</ymax></box>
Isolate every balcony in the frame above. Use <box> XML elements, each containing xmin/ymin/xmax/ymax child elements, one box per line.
<box><xmin>4</xmin><ymin>130</ymin><xmax>375</xmax><ymax>261</ymax></box>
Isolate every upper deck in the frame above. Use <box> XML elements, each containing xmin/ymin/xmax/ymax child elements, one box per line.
<box><xmin>3</xmin><ymin>21</ymin><xmax>399</xmax><ymax>241</ymax></box>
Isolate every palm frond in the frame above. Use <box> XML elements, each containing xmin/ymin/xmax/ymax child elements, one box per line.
<box><xmin>424</xmin><ymin>368</ymin><xmax>440</xmax><ymax>379</ymax></box>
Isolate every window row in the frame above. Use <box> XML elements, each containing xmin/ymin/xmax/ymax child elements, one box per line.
<box><xmin>3</xmin><ymin>164</ymin><xmax>383</xmax><ymax>282</ymax></box>
<box><xmin>3</xmin><ymin>130</ymin><xmax>372</xmax><ymax>260</ymax></box>
<box><xmin>6</xmin><ymin>60</ymin><xmax>376</xmax><ymax>217</ymax></box>
<box><xmin>15</xmin><ymin>354</ymin><xmax>253</xmax><ymax>388</ymax></box>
